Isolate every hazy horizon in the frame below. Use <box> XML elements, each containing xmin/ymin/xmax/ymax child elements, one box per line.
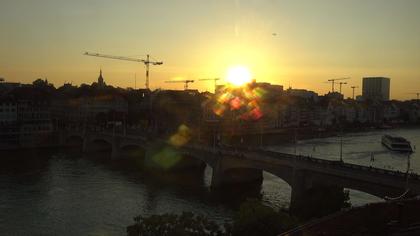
<box><xmin>1</xmin><ymin>0</ymin><xmax>419</xmax><ymax>99</ymax></box>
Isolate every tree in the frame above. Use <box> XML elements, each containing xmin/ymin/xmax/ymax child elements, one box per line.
<box><xmin>32</xmin><ymin>78</ymin><xmax>55</xmax><ymax>89</ymax></box>
<box><xmin>230</xmin><ymin>199</ymin><xmax>297</xmax><ymax>236</ymax></box>
<box><xmin>127</xmin><ymin>200</ymin><xmax>298</xmax><ymax>236</ymax></box>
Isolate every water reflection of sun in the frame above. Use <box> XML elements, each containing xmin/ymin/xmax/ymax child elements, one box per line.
<box><xmin>226</xmin><ymin>65</ymin><xmax>252</xmax><ymax>87</ymax></box>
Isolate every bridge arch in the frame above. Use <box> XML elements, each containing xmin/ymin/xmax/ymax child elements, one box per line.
<box><xmin>182</xmin><ymin>150</ymin><xmax>295</xmax><ymax>189</ymax></box>
<box><xmin>179</xmin><ymin>146</ymin><xmax>420</xmax><ymax>212</ymax></box>
<box><xmin>344</xmin><ymin>188</ymin><xmax>384</xmax><ymax>206</ymax></box>
<box><xmin>304</xmin><ymin>170</ymin><xmax>406</xmax><ymax>199</ymax></box>
<box><xmin>214</xmin><ymin>156</ymin><xmax>295</xmax><ymax>187</ymax></box>
<box><xmin>340</xmin><ymin>180</ymin><xmax>404</xmax><ymax>199</ymax></box>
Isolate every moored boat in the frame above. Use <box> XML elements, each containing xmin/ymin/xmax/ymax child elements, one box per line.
<box><xmin>381</xmin><ymin>135</ymin><xmax>413</xmax><ymax>153</ymax></box>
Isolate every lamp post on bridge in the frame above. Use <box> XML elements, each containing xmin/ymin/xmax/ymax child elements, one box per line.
<box><xmin>406</xmin><ymin>153</ymin><xmax>412</xmax><ymax>191</ymax></box>
<box><xmin>294</xmin><ymin>128</ymin><xmax>297</xmax><ymax>155</ymax></box>
<box><xmin>340</xmin><ymin>130</ymin><xmax>343</xmax><ymax>162</ymax></box>
<box><xmin>259</xmin><ymin>121</ymin><xmax>263</xmax><ymax>148</ymax></box>
<box><xmin>338</xmin><ymin>117</ymin><xmax>344</xmax><ymax>162</ymax></box>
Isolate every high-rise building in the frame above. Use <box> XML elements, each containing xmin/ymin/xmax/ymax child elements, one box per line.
<box><xmin>362</xmin><ymin>77</ymin><xmax>390</xmax><ymax>101</ymax></box>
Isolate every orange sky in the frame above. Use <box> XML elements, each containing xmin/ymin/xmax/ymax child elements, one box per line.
<box><xmin>1</xmin><ymin>0</ymin><xmax>419</xmax><ymax>100</ymax></box>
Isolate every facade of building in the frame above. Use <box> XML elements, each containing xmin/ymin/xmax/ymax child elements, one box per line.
<box><xmin>286</xmin><ymin>88</ymin><xmax>319</xmax><ymax>102</ymax></box>
<box><xmin>17</xmin><ymin>99</ymin><xmax>53</xmax><ymax>147</ymax></box>
<box><xmin>0</xmin><ymin>100</ymin><xmax>19</xmax><ymax>148</ymax></box>
<box><xmin>0</xmin><ymin>100</ymin><xmax>17</xmax><ymax>124</ymax></box>
<box><xmin>362</xmin><ymin>77</ymin><xmax>390</xmax><ymax>101</ymax></box>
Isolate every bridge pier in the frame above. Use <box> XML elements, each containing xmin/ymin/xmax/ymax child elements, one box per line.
<box><xmin>290</xmin><ymin>169</ymin><xmax>307</xmax><ymax>211</ymax></box>
<box><xmin>211</xmin><ymin>158</ymin><xmax>263</xmax><ymax>188</ymax></box>
<box><xmin>289</xmin><ymin>169</ymin><xmax>348</xmax><ymax>217</ymax></box>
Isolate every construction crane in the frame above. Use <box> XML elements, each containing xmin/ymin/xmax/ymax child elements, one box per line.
<box><xmin>198</xmin><ymin>78</ymin><xmax>220</xmax><ymax>93</ymax></box>
<box><xmin>338</xmin><ymin>82</ymin><xmax>347</xmax><ymax>94</ymax></box>
<box><xmin>83</xmin><ymin>52</ymin><xmax>163</xmax><ymax>89</ymax></box>
<box><xmin>409</xmin><ymin>92</ymin><xmax>420</xmax><ymax>101</ymax></box>
<box><xmin>165</xmin><ymin>80</ymin><xmax>194</xmax><ymax>90</ymax></box>
<box><xmin>351</xmin><ymin>86</ymin><xmax>359</xmax><ymax>100</ymax></box>
<box><xmin>326</xmin><ymin>77</ymin><xmax>350</xmax><ymax>93</ymax></box>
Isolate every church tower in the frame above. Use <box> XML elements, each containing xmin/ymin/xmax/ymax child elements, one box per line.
<box><xmin>98</xmin><ymin>69</ymin><xmax>105</xmax><ymax>87</ymax></box>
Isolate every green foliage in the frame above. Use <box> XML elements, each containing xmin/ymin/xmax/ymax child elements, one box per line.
<box><xmin>127</xmin><ymin>200</ymin><xmax>298</xmax><ymax>236</ymax></box>
<box><xmin>127</xmin><ymin>212</ymin><xmax>225</xmax><ymax>236</ymax></box>
<box><xmin>230</xmin><ymin>199</ymin><xmax>297</xmax><ymax>236</ymax></box>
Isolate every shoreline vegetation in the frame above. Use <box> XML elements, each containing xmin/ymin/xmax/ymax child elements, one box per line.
<box><xmin>127</xmin><ymin>197</ymin><xmax>420</xmax><ymax>236</ymax></box>
<box><xmin>127</xmin><ymin>199</ymin><xmax>299</xmax><ymax>236</ymax></box>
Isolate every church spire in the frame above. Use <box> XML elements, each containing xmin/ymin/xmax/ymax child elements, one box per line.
<box><xmin>98</xmin><ymin>69</ymin><xmax>105</xmax><ymax>86</ymax></box>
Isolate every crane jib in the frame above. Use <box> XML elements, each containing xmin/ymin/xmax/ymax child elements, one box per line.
<box><xmin>83</xmin><ymin>51</ymin><xmax>162</xmax><ymax>89</ymax></box>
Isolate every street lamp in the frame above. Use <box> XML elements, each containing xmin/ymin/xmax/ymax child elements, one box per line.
<box><xmin>259</xmin><ymin>122</ymin><xmax>263</xmax><ymax>147</ymax></box>
<box><xmin>339</xmin><ymin>132</ymin><xmax>343</xmax><ymax>162</ymax></box>
<box><xmin>294</xmin><ymin>128</ymin><xmax>297</xmax><ymax>155</ymax></box>
<box><xmin>405</xmin><ymin>153</ymin><xmax>412</xmax><ymax>191</ymax></box>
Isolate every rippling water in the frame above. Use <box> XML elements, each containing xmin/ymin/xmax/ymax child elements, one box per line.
<box><xmin>0</xmin><ymin>153</ymin><xmax>238</xmax><ymax>235</ymax></box>
<box><xmin>0</xmin><ymin>127</ymin><xmax>419</xmax><ymax>235</ymax></box>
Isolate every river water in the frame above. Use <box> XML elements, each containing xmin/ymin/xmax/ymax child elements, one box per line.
<box><xmin>1</xmin><ymin>127</ymin><xmax>419</xmax><ymax>235</ymax></box>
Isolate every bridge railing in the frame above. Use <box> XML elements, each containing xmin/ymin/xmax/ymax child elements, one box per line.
<box><xmin>186</xmin><ymin>144</ymin><xmax>420</xmax><ymax>181</ymax></box>
<box><xmin>278</xmin><ymin>151</ymin><xmax>420</xmax><ymax>181</ymax></box>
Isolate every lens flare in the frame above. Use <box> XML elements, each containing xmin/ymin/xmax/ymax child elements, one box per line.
<box><xmin>210</xmin><ymin>82</ymin><xmax>267</xmax><ymax>121</ymax></box>
<box><xmin>169</xmin><ymin>124</ymin><xmax>192</xmax><ymax>147</ymax></box>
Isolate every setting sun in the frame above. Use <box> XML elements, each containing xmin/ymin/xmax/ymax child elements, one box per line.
<box><xmin>226</xmin><ymin>66</ymin><xmax>252</xmax><ymax>86</ymax></box>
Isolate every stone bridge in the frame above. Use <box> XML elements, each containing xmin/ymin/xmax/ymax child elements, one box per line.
<box><xmin>60</xmin><ymin>130</ymin><xmax>420</xmax><ymax>209</ymax></box>
<box><xmin>61</xmin><ymin>130</ymin><xmax>148</xmax><ymax>159</ymax></box>
<box><xmin>182</xmin><ymin>145</ymin><xmax>420</xmax><ymax>210</ymax></box>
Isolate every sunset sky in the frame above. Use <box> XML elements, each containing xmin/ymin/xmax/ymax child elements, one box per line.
<box><xmin>1</xmin><ymin>0</ymin><xmax>419</xmax><ymax>99</ymax></box>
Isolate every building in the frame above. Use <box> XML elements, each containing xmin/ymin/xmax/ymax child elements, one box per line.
<box><xmin>17</xmin><ymin>98</ymin><xmax>53</xmax><ymax>147</ymax></box>
<box><xmin>0</xmin><ymin>99</ymin><xmax>19</xmax><ymax>148</ymax></box>
<box><xmin>324</xmin><ymin>92</ymin><xmax>343</xmax><ymax>101</ymax></box>
<box><xmin>0</xmin><ymin>86</ymin><xmax>54</xmax><ymax>149</ymax></box>
<box><xmin>0</xmin><ymin>100</ymin><xmax>17</xmax><ymax>124</ymax></box>
<box><xmin>255</xmin><ymin>82</ymin><xmax>284</xmax><ymax>94</ymax></box>
<box><xmin>0</xmin><ymin>81</ymin><xmax>21</xmax><ymax>93</ymax></box>
<box><xmin>362</xmin><ymin>77</ymin><xmax>390</xmax><ymax>101</ymax></box>
<box><xmin>286</xmin><ymin>88</ymin><xmax>319</xmax><ymax>102</ymax></box>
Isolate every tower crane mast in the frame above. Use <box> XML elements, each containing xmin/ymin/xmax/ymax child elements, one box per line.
<box><xmin>409</xmin><ymin>92</ymin><xmax>420</xmax><ymax>101</ymax></box>
<box><xmin>84</xmin><ymin>52</ymin><xmax>162</xmax><ymax>89</ymax></box>
<box><xmin>326</xmin><ymin>77</ymin><xmax>350</xmax><ymax>93</ymax></box>
<box><xmin>351</xmin><ymin>86</ymin><xmax>359</xmax><ymax>100</ymax></box>
<box><xmin>338</xmin><ymin>82</ymin><xmax>347</xmax><ymax>94</ymax></box>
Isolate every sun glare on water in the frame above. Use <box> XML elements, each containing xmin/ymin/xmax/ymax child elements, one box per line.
<box><xmin>226</xmin><ymin>66</ymin><xmax>252</xmax><ymax>86</ymax></box>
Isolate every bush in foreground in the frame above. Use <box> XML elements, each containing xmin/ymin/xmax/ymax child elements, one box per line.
<box><xmin>127</xmin><ymin>211</ymin><xmax>226</xmax><ymax>236</ymax></box>
<box><xmin>230</xmin><ymin>199</ymin><xmax>298</xmax><ymax>236</ymax></box>
<box><xmin>127</xmin><ymin>199</ymin><xmax>298</xmax><ymax>236</ymax></box>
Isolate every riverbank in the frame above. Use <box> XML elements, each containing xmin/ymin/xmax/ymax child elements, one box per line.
<box><xmin>222</xmin><ymin>124</ymin><xmax>420</xmax><ymax>147</ymax></box>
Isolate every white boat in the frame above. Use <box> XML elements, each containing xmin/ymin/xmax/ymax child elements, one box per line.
<box><xmin>381</xmin><ymin>135</ymin><xmax>413</xmax><ymax>153</ymax></box>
